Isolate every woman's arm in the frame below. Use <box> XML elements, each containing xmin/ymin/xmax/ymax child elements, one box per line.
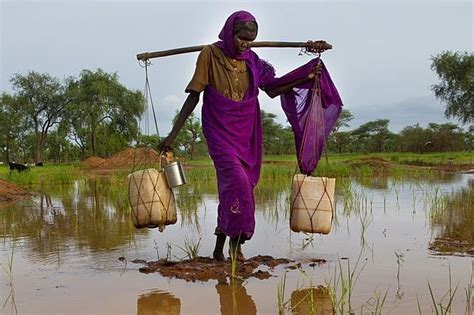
<box><xmin>262</xmin><ymin>40</ymin><xmax>327</xmax><ymax>99</ymax></box>
<box><xmin>263</xmin><ymin>72</ymin><xmax>315</xmax><ymax>99</ymax></box>
<box><xmin>158</xmin><ymin>91</ymin><xmax>201</xmax><ymax>151</ymax></box>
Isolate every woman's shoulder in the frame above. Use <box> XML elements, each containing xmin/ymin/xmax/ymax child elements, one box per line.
<box><xmin>208</xmin><ymin>44</ymin><xmax>225</xmax><ymax>57</ymax></box>
<box><xmin>197</xmin><ymin>45</ymin><xmax>213</xmax><ymax>56</ymax></box>
<box><xmin>197</xmin><ymin>45</ymin><xmax>222</xmax><ymax>61</ymax></box>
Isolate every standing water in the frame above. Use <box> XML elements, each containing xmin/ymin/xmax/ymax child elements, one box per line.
<box><xmin>0</xmin><ymin>169</ymin><xmax>472</xmax><ymax>314</ymax></box>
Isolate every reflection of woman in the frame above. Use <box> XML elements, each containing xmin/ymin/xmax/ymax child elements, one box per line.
<box><xmin>215</xmin><ymin>280</ymin><xmax>257</xmax><ymax>315</ymax></box>
<box><xmin>137</xmin><ymin>290</ymin><xmax>181</xmax><ymax>315</ymax></box>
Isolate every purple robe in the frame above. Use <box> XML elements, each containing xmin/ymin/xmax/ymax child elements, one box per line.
<box><xmin>202</xmin><ymin>11</ymin><xmax>273</xmax><ymax>240</ymax></box>
<box><xmin>202</xmin><ymin>55</ymin><xmax>274</xmax><ymax>241</ymax></box>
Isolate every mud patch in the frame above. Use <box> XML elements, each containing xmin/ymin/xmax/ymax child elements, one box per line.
<box><xmin>0</xmin><ymin>179</ymin><xmax>29</xmax><ymax>204</ymax></box>
<box><xmin>345</xmin><ymin>157</ymin><xmax>391</xmax><ymax>169</ymax></box>
<box><xmin>400</xmin><ymin>159</ymin><xmax>474</xmax><ymax>173</ymax></box>
<box><xmin>429</xmin><ymin>237</ymin><xmax>474</xmax><ymax>257</ymax></box>
<box><xmin>132</xmin><ymin>255</ymin><xmax>293</xmax><ymax>282</ymax></box>
<box><xmin>434</xmin><ymin>163</ymin><xmax>474</xmax><ymax>173</ymax></box>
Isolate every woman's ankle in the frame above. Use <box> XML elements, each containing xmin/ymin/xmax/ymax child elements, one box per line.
<box><xmin>229</xmin><ymin>238</ymin><xmax>245</xmax><ymax>261</ymax></box>
<box><xmin>213</xmin><ymin>234</ymin><xmax>226</xmax><ymax>261</ymax></box>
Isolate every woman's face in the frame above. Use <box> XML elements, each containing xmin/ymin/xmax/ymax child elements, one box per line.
<box><xmin>233</xmin><ymin>24</ymin><xmax>257</xmax><ymax>54</ymax></box>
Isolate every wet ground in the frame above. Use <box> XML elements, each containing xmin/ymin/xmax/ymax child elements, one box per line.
<box><xmin>0</xmin><ymin>169</ymin><xmax>473</xmax><ymax>314</ymax></box>
<box><xmin>135</xmin><ymin>255</ymin><xmax>292</xmax><ymax>281</ymax></box>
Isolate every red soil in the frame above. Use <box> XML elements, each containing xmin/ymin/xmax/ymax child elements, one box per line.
<box><xmin>82</xmin><ymin>156</ymin><xmax>106</xmax><ymax>168</ymax></box>
<box><xmin>86</xmin><ymin>148</ymin><xmax>162</xmax><ymax>170</ymax></box>
<box><xmin>0</xmin><ymin>179</ymin><xmax>28</xmax><ymax>203</ymax></box>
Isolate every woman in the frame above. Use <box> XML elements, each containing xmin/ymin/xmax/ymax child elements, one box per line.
<box><xmin>159</xmin><ymin>11</ymin><xmax>328</xmax><ymax>261</ymax></box>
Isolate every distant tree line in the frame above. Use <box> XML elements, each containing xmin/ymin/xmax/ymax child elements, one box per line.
<box><xmin>1</xmin><ymin>70</ymin><xmax>145</xmax><ymax>164</ymax></box>
<box><xmin>326</xmin><ymin>113</ymin><xmax>470</xmax><ymax>154</ymax></box>
<box><xmin>1</xmin><ymin>50</ymin><xmax>471</xmax><ymax>163</ymax></box>
<box><xmin>165</xmin><ymin>108</ymin><xmax>470</xmax><ymax>158</ymax></box>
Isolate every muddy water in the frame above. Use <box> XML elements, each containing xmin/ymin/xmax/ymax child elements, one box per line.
<box><xmin>0</xmin><ymin>171</ymin><xmax>473</xmax><ymax>314</ymax></box>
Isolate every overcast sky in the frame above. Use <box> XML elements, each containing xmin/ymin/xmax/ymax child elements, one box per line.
<box><xmin>1</xmin><ymin>0</ymin><xmax>472</xmax><ymax>135</ymax></box>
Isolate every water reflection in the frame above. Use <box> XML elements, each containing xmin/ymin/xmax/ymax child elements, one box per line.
<box><xmin>2</xmin><ymin>284</ymin><xmax>18</xmax><ymax>315</ymax></box>
<box><xmin>137</xmin><ymin>290</ymin><xmax>181</xmax><ymax>315</ymax></box>
<box><xmin>429</xmin><ymin>178</ymin><xmax>473</xmax><ymax>255</ymax></box>
<box><xmin>0</xmin><ymin>168</ymin><xmax>473</xmax><ymax>314</ymax></box>
<box><xmin>290</xmin><ymin>286</ymin><xmax>333</xmax><ymax>315</ymax></box>
<box><xmin>1</xmin><ymin>171</ymin><xmax>472</xmax><ymax>265</ymax></box>
<box><xmin>0</xmin><ymin>177</ymin><xmax>138</xmax><ymax>263</ymax></box>
<box><xmin>215</xmin><ymin>279</ymin><xmax>257</xmax><ymax>315</ymax></box>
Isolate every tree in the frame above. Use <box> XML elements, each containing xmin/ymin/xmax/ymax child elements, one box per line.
<box><xmin>261</xmin><ymin>111</ymin><xmax>295</xmax><ymax>155</ymax></box>
<box><xmin>0</xmin><ymin>93</ymin><xmax>26</xmax><ymax>162</ymax></box>
<box><xmin>65</xmin><ymin>69</ymin><xmax>145</xmax><ymax>157</ymax></box>
<box><xmin>352</xmin><ymin>119</ymin><xmax>391</xmax><ymax>152</ymax></box>
<box><xmin>137</xmin><ymin>134</ymin><xmax>160</xmax><ymax>148</ymax></box>
<box><xmin>399</xmin><ymin>124</ymin><xmax>430</xmax><ymax>153</ymax></box>
<box><xmin>10</xmin><ymin>71</ymin><xmax>65</xmax><ymax>163</ymax></box>
<box><xmin>172</xmin><ymin>111</ymin><xmax>203</xmax><ymax>159</ymax></box>
<box><xmin>262</xmin><ymin>111</ymin><xmax>282</xmax><ymax>155</ymax></box>
<box><xmin>431</xmin><ymin>51</ymin><xmax>473</xmax><ymax>124</ymax></box>
<box><xmin>426</xmin><ymin>123</ymin><xmax>464</xmax><ymax>152</ymax></box>
<box><xmin>465</xmin><ymin>126</ymin><xmax>474</xmax><ymax>152</ymax></box>
<box><xmin>330</xmin><ymin>109</ymin><xmax>354</xmax><ymax>153</ymax></box>
<box><xmin>44</xmin><ymin>128</ymin><xmax>78</xmax><ymax>162</ymax></box>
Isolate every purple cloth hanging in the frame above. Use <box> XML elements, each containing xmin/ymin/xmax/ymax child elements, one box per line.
<box><xmin>266</xmin><ymin>59</ymin><xmax>343</xmax><ymax>175</ymax></box>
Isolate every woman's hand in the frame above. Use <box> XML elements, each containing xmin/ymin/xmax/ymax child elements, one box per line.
<box><xmin>307</xmin><ymin>61</ymin><xmax>323</xmax><ymax>80</ymax></box>
<box><xmin>158</xmin><ymin>136</ymin><xmax>175</xmax><ymax>152</ymax></box>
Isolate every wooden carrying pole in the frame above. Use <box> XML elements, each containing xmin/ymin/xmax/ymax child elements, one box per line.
<box><xmin>136</xmin><ymin>41</ymin><xmax>332</xmax><ymax>61</ymax></box>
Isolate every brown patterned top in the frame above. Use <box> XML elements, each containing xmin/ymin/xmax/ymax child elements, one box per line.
<box><xmin>186</xmin><ymin>45</ymin><xmax>250</xmax><ymax>101</ymax></box>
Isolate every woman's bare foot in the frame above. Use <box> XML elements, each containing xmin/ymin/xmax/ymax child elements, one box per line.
<box><xmin>229</xmin><ymin>238</ymin><xmax>245</xmax><ymax>261</ymax></box>
<box><xmin>229</xmin><ymin>248</ymin><xmax>245</xmax><ymax>262</ymax></box>
<box><xmin>213</xmin><ymin>250</ymin><xmax>225</xmax><ymax>261</ymax></box>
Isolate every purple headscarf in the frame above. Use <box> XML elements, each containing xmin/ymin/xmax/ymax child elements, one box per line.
<box><xmin>214</xmin><ymin>10</ymin><xmax>257</xmax><ymax>60</ymax></box>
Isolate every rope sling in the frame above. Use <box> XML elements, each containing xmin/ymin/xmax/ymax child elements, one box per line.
<box><xmin>289</xmin><ymin>60</ymin><xmax>336</xmax><ymax>234</ymax></box>
<box><xmin>127</xmin><ymin>60</ymin><xmax>177</xmax><ymax>231</ymax></box>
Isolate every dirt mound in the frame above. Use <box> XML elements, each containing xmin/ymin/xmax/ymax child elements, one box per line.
<box><xmin>82</xmin><ymin>156</ymin><xmax>106</xmax><ymax>168</ymax></box>
<box><xmin>96</xmin><ymin>148</ymin><xmax>161</xmax><ymax>170</ymax></box>
<box><xmin>133</xmin><ymin>255</ymin><xmax>294</xmax><ymax>282</ymax></box>
<box><xmin>346</xmin><ymin>157</ymin><xmax>391</xmax><ymax>168</ymax></box>
<box><xmin>0</xmin><ymin>179</ymin><xmax>28</xmax><ymax>203</ymax></box>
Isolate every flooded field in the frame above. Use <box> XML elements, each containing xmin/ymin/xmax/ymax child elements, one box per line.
<box><xmin>0</xmin><ymin>166</ymin><xmax>473</xmax><ymax>314</ymax></box>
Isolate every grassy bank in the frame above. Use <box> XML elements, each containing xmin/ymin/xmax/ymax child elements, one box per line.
<box><xmin>262</xmin><ymin>151</ymin><xmax>473</xmax><ymax>165</ymax></box>
<box><xmin>0</xmin><ymin>163</ymin><xmax>84</xmax><ymax>186</ymax></box>
<box><xmin>187</xmin><ymin>151</ymin><xmax>472</xmax><ymax>178</ymax></box>
<box><xmin>1</xmin><ymin>151</ymin><xmax>471</xmax><ymax>187</ymax></box>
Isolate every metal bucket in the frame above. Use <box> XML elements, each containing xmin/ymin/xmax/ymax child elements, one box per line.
<box><xmin>163</xmin><ymin>161</ymin><xmax>187</xmax><ymax>188</ymax></box>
